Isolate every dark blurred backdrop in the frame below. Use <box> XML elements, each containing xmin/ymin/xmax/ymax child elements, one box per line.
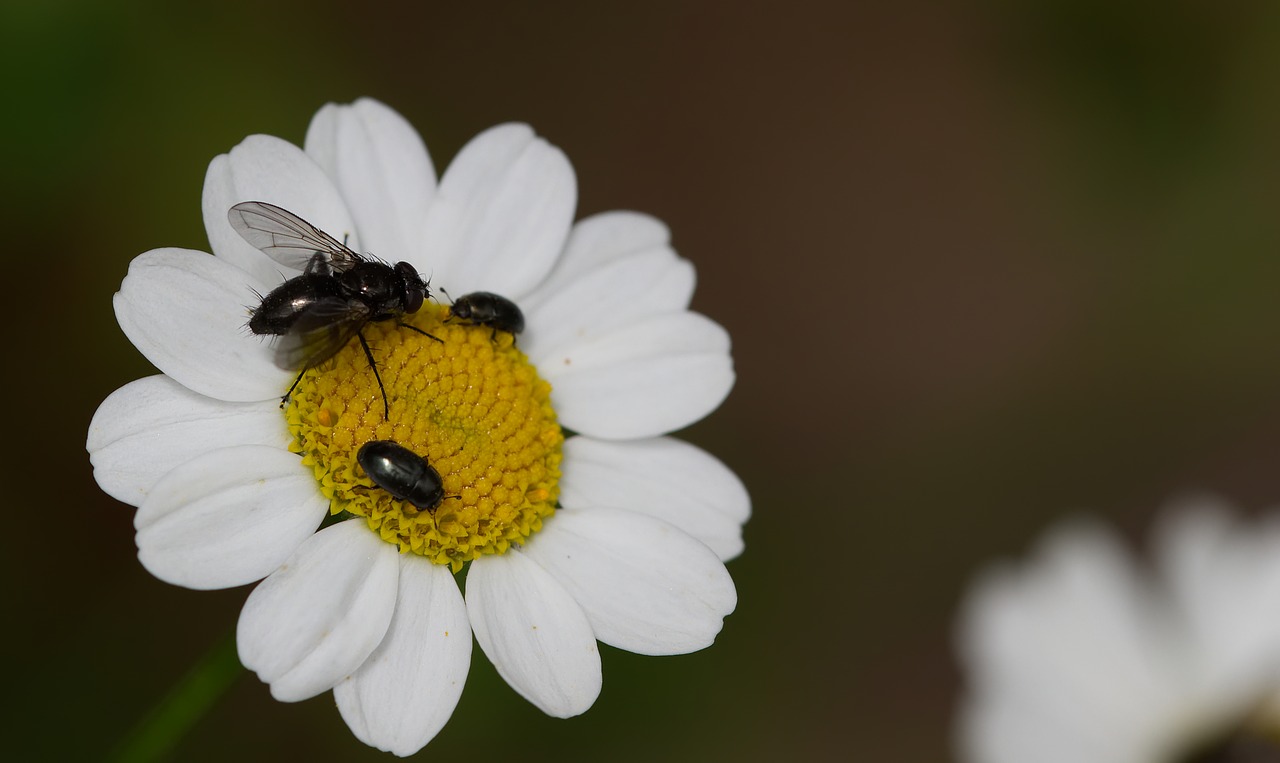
<box><xmin>8</xmin><ymin>1</ymin><xmax>1280</xmax><ymax>760</ymax></box>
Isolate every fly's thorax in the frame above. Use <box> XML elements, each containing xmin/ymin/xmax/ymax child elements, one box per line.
<box><xmin>340</xmin><ymin>262</ymin><xmax>404</xmax><ymax>309</ymax></box>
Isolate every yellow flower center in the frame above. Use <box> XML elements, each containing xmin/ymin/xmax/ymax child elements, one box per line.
<box><xmin>285</xmin><ymin>303</ymin><xmax>562</xmax><ymax>572</ymax></box>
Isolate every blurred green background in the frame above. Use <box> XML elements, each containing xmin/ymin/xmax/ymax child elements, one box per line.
<box><xmin>9</xmin><ymin>0</ymin><xmax>1280</xmax><ymax>760</ymax></box>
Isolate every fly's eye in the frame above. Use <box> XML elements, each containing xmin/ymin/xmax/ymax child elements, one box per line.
<box><xmin>404</xmin><ymin>288</ymin><xmax>424</xmax><ymax>313</ymax></box>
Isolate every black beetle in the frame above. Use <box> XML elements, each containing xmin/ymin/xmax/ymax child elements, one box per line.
<box><xmin>356</xmin><ymin>440</ymin><xmax>448</xmax><ymax>512</ymax></box>
<box><xmin>443</xmin><ymin>289</ymin><xmax>524</xmax><ymax>340</ymax></box>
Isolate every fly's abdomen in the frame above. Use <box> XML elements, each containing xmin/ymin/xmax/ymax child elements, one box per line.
<box><xmin>249</xmin><ymin>275</ymin><xmax>345</xmax><ymax>335</ymax></box>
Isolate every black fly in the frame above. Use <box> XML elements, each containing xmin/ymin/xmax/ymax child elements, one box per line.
<box><xmin>229</xmin><ymin>201</ymin><xmax>440</xmax><ymax>418</ymax></box>
<box><xmin>356</xmin><ymin>440</ymin><xmax>456</xmax><ymax>513</ymax></box>
<box><xmin>441</xmin><ymin>288</ymin><xmax>524</xmax><ymax>341</ymax></box>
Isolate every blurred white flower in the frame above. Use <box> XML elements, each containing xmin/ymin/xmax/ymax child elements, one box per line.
<box><xmin>956</xmin><ymin>496</ymin><xmax>1280</xmax><ymax>763</ymax></box>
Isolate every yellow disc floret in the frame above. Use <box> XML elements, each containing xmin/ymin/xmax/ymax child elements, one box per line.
<box><xmin>285</xmin><ymin>303</ymin><xmax>562</xmax><ymax>572</ymax></box>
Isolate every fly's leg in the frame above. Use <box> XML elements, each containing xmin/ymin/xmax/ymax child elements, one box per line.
<box><xmin>397</xmin><ymin>322</ymin><xmax>444</xmax><ymax>343</ymax></box>
<box><xmin>357</xmin><ymin>331</ymin><xmax>390</xmax><ymax>420</ymax></box>
<box><xmin>280</xmin><ymin>367</ymin><xmax>307</xmax><ymax>409</ymax></box>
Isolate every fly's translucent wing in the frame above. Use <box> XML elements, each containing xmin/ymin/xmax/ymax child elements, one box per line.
<box><xmin>270</xmin><ymin>296</ymin><xmax>373</xmax><ymax>371</ymax></box>
<box><xmin>228</xmin><ymin>201</ymin><xmax>365</xmax><ymax>273</ymax></box>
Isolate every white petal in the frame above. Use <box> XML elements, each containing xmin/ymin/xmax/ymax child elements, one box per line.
<box><xmin>305</xmin><ymin>98</ymin><xmax>436</xmax><ymax>265</ymax></box>
<box><xmin>957</xmin><ymin>693</ymin><xmax>1134</xmax><ymax>763</ymax></box>
<box><xmin>420</xmin><ymin>123</ymin><xmax>575</xmax><ymax>298</ymax></box>
<box><xmin>539</xmin><ymin>312</ymin><xmax>734</xmax><ymax>439</ymax></box>
<box><xmin>335</xmin><ymin>558</ymin><xmax>470</xmax><ymax>757</ymax></box>
<box><xmin>113</xmin><ymin>248</ymin><xmax>293</xmax><ymax>401</ymax></box>
<box><xmin>1154</xmin><ymin>498</ymin><xmax>1280</xmax><ymax>711</ymax></box>
<box><xmin>238</xmin><ymin>521</ymin><xmax>399</xmax><ymax>702</ymax></box>
<box><xmin>88</xmin><ymin>375</ymin><xmax>290</xmax><ymax>506</ymax></box>
<box><xmin>466</xmin><ymin>550</ymin><xmax>601</xmax><ymax>717</ymax></box>
<box><xmin>956</xmin><ymin>519</ymin><xmax>1174</xmax><ymax>763</ymax></box>
<box><xmin>520</xmin><ymin>247</ymin><xmax>695</xmax><ymax>364</ymax></box>
<box><xmin>134</xmin><ymin>445</ymin><xmax>328</xmax><ymax>590</ymax></box>
<box><xmin>534</xmin><ymin>211</ymin><xmax>672</xmax><ymax>297</ymax></box>
<box><xmin>524</xmin><ymin>509</ymin><xmax>737</xmax><ymax>655</ymax></box>
<box><xmin>202</xmin><ymin>134</ymin><xmax>358</xmax><ymax>288</ymax></box>
<box><xmin>560</xmin><ymin>436</ymin><xmax>749</xmax><ymax>561</ymax></box>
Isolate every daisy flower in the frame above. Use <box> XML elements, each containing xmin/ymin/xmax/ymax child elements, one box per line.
<box><xmin>86</xmin><ymin>98</ymin><xmax>746</xmax><ymax>756</ymax></box>
<box><xmin>955</xmin><ymin>496</ymin><xmax>1280</xmax><ymax>763</ymax></box>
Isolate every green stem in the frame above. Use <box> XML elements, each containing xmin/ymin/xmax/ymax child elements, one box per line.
<box><xmin>111</xmin><ymin>629</ymin><xmax>243</xmax><ymax>762</ymax></box>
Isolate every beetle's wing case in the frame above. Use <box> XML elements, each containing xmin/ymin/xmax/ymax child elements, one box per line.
<box><xmin>229</xmin><ymin>201</ymin><xmax>365</xmax><ymax>273</ymax></box>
